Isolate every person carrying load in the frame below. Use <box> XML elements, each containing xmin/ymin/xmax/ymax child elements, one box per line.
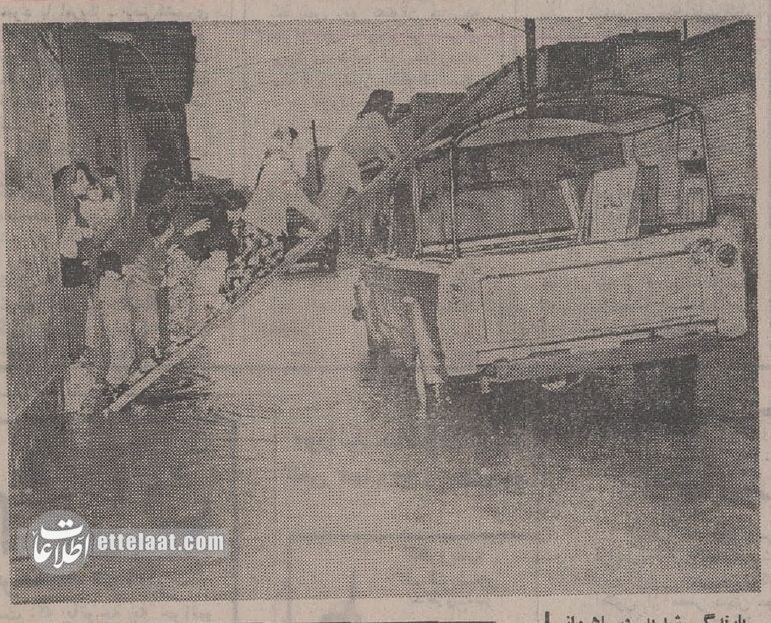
<box><xmin>318</xmin><ymin>89</ymin><xmax>401</xmax><ymax>250</ymax></box>
<box><xmin>244</xmin><ymin>126</ymin><xmax>321</xmax><ymax>247</ymax></box>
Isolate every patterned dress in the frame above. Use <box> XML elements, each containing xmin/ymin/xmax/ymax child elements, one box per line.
<box><xmin>223</xmin><ymin>219</ymin><xmax>285</xmax><ymax>299</ymax></box>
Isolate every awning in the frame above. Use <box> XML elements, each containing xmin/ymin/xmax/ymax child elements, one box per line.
<box><xmin>108</xmin><ymin>24</ymin><xmax>196</xmax><ymax>105</ymax></box>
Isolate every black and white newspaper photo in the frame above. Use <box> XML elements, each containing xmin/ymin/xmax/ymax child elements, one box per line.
<box><xmin>0</xmin><ymin>1</ymin><xmax>768</xmax><ymax>621</ymax></box>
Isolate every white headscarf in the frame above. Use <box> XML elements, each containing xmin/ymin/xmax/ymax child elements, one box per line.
<box><xmin>245</xmin><ymin>126</ymin><xmax>319</xmax><ymax>236</ymax></box>
<box><xmin>265</xmin><ymin>126</ymin><xmax>295</xmax><ymax>158</ymax></box>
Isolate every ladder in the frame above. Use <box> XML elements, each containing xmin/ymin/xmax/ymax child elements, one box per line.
<box><xmin>103</xmin><ymin>62</ymin><xmax>516</xmax><ymax>415</ymax></box>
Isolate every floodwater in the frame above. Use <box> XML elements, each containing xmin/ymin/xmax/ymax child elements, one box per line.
<box><xmin>8</xmin><ymin>258</ymin><xmax>760</xmax><ymax>602</ymax></box>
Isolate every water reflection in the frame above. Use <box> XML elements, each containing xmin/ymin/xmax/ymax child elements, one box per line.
<box><xmin>9</xmin><ymin>269</ymin><xmax>759</xmax><ymax>601</ymax></box>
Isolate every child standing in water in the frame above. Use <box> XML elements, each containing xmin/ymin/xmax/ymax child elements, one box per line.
<box><xmin>97</xmin><ymin>250</ymin><xmax>134</xmax><ymax>393</ymax></box>
<box><xmin>166</xmin><ymin>213</ymin><xmax>215</xmax><ymax>348</ymax></box>
<box><xmin>166</xmin><ymin>236</ymin><xmax>200</xmax><ymax>350</ymax></box>
<box><xmin>125</xmin><ymin>210</ymin><xmax>175</xmax><ymax>370</ymax></box>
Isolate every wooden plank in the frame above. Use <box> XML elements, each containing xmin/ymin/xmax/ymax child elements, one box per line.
<box><xmin>103</xmin><ymin>62</ymin><xmax>515</xmax><ymax>415</ymax></box>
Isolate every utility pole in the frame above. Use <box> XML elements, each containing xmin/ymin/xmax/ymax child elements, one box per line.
<box><xmin>311</xmin><ymin>119</ymin><xmax>323</xmax><ymax>194</ymax></box>
<box><xmin>457</xmin><ymin>18</ymin><xmax>535</xmax><ymax>114</ymax></box>
<box><xmin>525</xmin><ymin>18</ymin><xmax>537</xmax><ymax>118</ymax></box>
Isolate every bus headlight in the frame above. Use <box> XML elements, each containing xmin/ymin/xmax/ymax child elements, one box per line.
<box><xmin>715</xmin><ymin>243</ymin><xmax>737</xmax><ymax>267</ymax></box>
<box><xmin>689</xmin><ymin>238</ymin><xmax>713</xmax><ymax>264</ymax></box>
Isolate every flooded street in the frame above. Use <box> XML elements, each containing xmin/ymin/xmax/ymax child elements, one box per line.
<box><xmin>9</xmin><ymin>257</ymin><xmax>759</xmax><ymax>602</ymax></box>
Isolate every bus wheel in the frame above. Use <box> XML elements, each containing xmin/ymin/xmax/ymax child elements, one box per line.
<box><xmin>662</xmin><ymin>354</ymin><xmax>698</xmax><ymax>417</ymax></box>
<box><xmin>366</xmin><ymin>326</ymin><xmax>382</xmax><ymax>356</ymax></box>
<box><xmin>415</xmin><ymin>353</ymin><xmax>447</xmax><ymax>418</ymax></box>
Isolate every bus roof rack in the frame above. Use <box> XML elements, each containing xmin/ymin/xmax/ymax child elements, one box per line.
<box><xmin>458</xmin><ymin>117</ymin><xmax>613</xmax><ymax>149</ymax></box>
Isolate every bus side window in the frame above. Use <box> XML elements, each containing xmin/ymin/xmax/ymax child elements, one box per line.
<box><xmin>679</xmin><ymin>158</ymin><xmax>708</xmax><ymax>223</ymax></box>
<box><xmin>638</xmin><ymin>165</ymin><xmax>659</xmax><ymax>227</ymax></box>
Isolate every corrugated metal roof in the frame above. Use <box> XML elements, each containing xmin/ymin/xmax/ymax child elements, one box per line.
<box><xmin>111</xmin><ymin>25</ymin><xmax>196</xmax><ymax>104</ymax></box>
<box><xmin>682</xmin><ymin>19</ymin><xmax>753</xmax><ymax>51</ymax></box>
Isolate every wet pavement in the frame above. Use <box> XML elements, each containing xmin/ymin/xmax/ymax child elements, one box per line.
<box><xmin>8</xmin><ymin>257</ymin><xmax>760</xmax><ymax>602</ymax></box>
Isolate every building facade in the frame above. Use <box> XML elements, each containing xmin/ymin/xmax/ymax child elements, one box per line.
<box><xmin>3</xmin><ymin>22</ymin><xmax>196</xmax><ymax>419</ymax></box>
